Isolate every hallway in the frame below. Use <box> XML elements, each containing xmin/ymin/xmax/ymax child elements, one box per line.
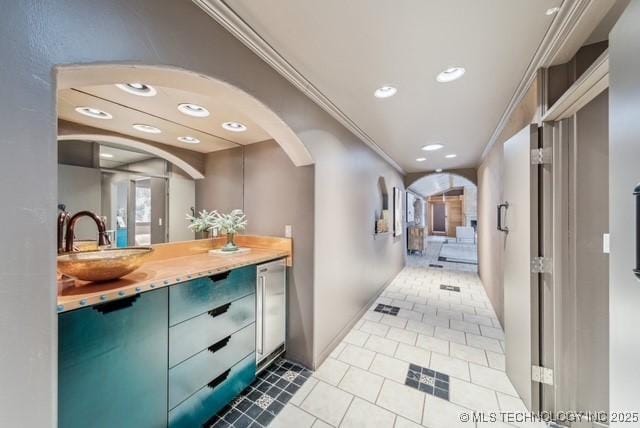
<box><xmin>264</xmin><ymin>263</ymin><xmax>539</xmax><ymax>427</ymax></box>
<box><xmin>411</xmin><ymin>236</ymin><xmax>478</xmax><ymax>273</ymax></box>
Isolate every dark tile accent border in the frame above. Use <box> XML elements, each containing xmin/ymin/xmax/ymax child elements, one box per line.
<box><xmin>208</xmin><ymin>358</ymin><xmax>311</xmax><ymax>427</ymax></box>
<box><xmin>374</xmin><ymin>304</ymin><xmax>400</xmax><ymax>316</ymax></box>
<box><xmin>440</xmin><ymin>284</ymin><xmax>461</xmax><ymax>292</ymax></box>
<box><xmin>405</xmin><ymin>363</ymin><xmax>450</xmax><ymax>401</ymax></box>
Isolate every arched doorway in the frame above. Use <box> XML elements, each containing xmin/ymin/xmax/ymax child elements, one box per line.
<box><xmin>55</xmin><ymin>64</ymin><xmax>315</xmax><ymax>246</ymax></box>
<box><xmin>406</xmin><ymin>172</ymin><xmax>478</xmax><ymax>271</ymax></box>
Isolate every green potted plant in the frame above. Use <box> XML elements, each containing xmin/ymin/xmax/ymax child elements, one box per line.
<box><xmin>211</xmin><ymin>209</ymin><xmax>247</xmax><ymax>252</ymax></box>
<box><xmin>186</xmin><ymin>209</ymin><xmax>216</xmax><ymax>238</ymax></box>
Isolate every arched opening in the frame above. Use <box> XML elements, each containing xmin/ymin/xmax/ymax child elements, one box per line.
<box><xmin>56</xmin><ymin>64</ymin><xmax>313</xmax><ymax>167</ymax></box>
<box><xmin>406</xmin><ymin>172</ymin><xmax>478</xmax><ymax>271</ymax></box>
<box><xmin>59</xmin><ymin>133</ymin><xmax>204</xmax><ymax>179</ymax></box>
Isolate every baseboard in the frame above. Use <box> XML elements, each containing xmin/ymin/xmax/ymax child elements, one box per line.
<box><xmin>313</xmin><ymin>275</ymin><xmax>396</xmax><ymax>369</ymax></box>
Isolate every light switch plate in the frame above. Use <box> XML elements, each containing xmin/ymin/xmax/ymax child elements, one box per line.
<box><xmin>285</xmin><ymin>225</ymin><xmax>292</xmax><ymax>238</ymax></box>
<box><xmin>603</xmin><ymin>233</ymin><xmax>610</xmax><ymax>254</ymax></box>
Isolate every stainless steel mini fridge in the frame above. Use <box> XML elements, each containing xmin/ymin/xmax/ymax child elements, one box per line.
<box><xmin>256</xmin><ymin>259</ymin><xmax>286</xmax><ymax>371</ymax></box>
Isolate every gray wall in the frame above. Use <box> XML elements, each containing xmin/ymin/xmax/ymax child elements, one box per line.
<box><xmin>168</xmin><ymin>165</ymin><xmax>196</xmax><ymax>242</ymax></box>
<box><xmin>244</xmin><ymin>141</ymin><xmax>315</xmax><ymax>367</ymax></box>
<box><xmin>309</xmin><ymin>127</ymin><xmax>405</xmax><ymax>364</ymax></box>
<box><xmin>196</xmin><ymin>141</ymin><xmax>315</xmax><ymax>366</ymax></box>
<box><xmin>196</xmin><ymin>147</ymin><xmax>244</xmax><ymax>213</ymax></box>
<box><xmin>609</xmin><ymin>2</ymin><xmax>640</xmax><ymax>420</ymax></box>
<box><xmin>57</xmin><ymin>164</ymin><xmax>102</xmax><ymax>240</ymax></box>
<box><xmin>477</xmin><ymin>143</ymin><xmax>505</xmax><ymax>323</ymax></box>
<box><xmin>0</xmin><ymin>0</ymin><xmax>404</xmax><ymax>423</ymax></box>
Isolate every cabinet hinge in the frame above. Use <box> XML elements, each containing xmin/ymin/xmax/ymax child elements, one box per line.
<box><xmin>531</xmin><ymin>365</ymin><xmax>554</xmax><ymax>385</ymax></box>
<box><xmin>531</xmin><ymin>257</ymin><xmax>552</xmax><ymax>274</ymax></box>
<box><xmin>531</xmin><ymin>148</ymin><xmax>552</xmax><ymax>165</ymax></box>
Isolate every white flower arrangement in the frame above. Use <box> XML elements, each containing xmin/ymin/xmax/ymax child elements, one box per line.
<box><xmin>210</xmin><ymin>209</ymin><xmax>247</xmax><ymax>235</ymax></box>
<box><xmin>186</xmin><ymin>209</ymin><xmax>216</xmax><ymax>233</ymax></box>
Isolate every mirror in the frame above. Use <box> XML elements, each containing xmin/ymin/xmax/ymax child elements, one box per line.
<box><xmin>58</xmin><ymin>140</ymin><xmax>196</xmax><ymax>245</ymax></box>
<box><xmin>56</xmin><ymin>74</ymin><xmax>269</xmax><ymax>246</ymax></box>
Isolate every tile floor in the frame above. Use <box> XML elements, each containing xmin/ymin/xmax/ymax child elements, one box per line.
<box><xmin>208</xmin><ymin>359</ymin><xmax>312</xmax><ymax>427</ymax></box>
<box><xmin>265</xmin><ymin>240</ymin><xmax>547</xmax><ymax>427</ymax></box>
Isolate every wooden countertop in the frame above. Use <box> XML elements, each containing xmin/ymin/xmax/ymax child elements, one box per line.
<box><xmin>57</xmin><ymin>236</ymin><xmax>291</xmax><ymax>313</ymax></box>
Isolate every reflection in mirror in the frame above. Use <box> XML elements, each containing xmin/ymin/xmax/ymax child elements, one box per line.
<box><xmin>58</xmin><ymin>140</ymin><xmax>196</xmax><ymax>245</ymax></box>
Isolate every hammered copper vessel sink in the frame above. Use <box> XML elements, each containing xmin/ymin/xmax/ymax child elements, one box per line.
<box><xmin>57</xmin><ymin>247</ymin><xmax>153</xmax><ymax>282</ymax></box>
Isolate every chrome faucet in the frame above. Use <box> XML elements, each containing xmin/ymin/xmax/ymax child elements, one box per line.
<box><xmin>58</xmin><ymin>210</ymin><xmax>111</xmax><ymax>253</ymax></box>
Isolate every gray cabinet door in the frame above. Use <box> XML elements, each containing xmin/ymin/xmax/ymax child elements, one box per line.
<box><xmin>58</xmin><ymin>288</ymin><xmax>169</xmax><ymax>428</ymax></box>
<box><xmin>503</xmin><ymin>124</ymin><xmax>539</xmax><ymax>409</ymax></box>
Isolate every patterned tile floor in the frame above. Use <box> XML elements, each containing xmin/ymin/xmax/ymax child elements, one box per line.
<box><xmin>208</xmin><ymin>359</ymin><xmax>312</xmax><ymax>427</ymax></box>
<box><xmin>264</xmin><ymin>237</ymin><xmax>548</xmax><ymax>427</ymax></box>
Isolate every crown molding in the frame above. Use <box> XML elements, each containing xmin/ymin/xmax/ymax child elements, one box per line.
<box><xmin>542</xmin><ymin>48</ymin><xmax>608</xmax><ymax>121</ymax></box>
<box><xmin>193</xmin><ymin>0</ymin><xmax>405</xmax><ymax>174</ymax></box>
<box><xmin>481</xmin><ymin>0</ymin><xmax>604</xmax><ymax>160</ymax></box>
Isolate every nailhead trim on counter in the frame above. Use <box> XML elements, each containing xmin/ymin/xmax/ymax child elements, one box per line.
<box><xmin>56</xmin><ymin>250</ymin><xmax>288</xmax><ymax>313</ymax></box>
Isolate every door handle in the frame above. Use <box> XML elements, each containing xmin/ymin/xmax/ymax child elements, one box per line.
<box><xmin>257</xmin><ymin>275</ymin><xmax>265</xmax><ymax>355</ymax></box>
<box><xmin>634</xmin><ymin>185</ymin><xmax>640</xmax><ymax>279</ymax></box>
<box><xmin>497</xmin><ymin>202</ymin><xmax>510</xmax><ymax>233</ymax></box>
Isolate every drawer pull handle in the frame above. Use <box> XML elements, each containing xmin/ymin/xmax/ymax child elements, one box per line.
<box><xmin>208</xmin><ymin>303</ymin><xmax>231</xmax><ymax>318</ymax></box>
<box><xmin>208</xmin><ymin>336</ymin><xmax>231</xmax><ymax>354</ymax></box>
<box><xmin>207</xmin><ymin>369</ymin><xmax>231</xmax><ymax>389</ymax></box>
<box><xmin>209</xmin><ymin>271</ymin><xmax>231</xmax><ymax>282</ymax></box>
<box><xmin>93</xmin><ymin>294</ymin><xmax>140</xmax><ymax>314</ymax></box>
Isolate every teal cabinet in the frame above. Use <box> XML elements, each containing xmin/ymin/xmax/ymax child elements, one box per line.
<box><xmin>58</xmin><ymin>288</ymin><xmax>168</xmax><ymax>428</ymax></box>
<box><xmin>169</xmin><ymin>293</ymin><xmax>256</xmax><ymax>367</ymax></box>
<box><xmin>169</xmin><ymin>323</ymin><xmax>255</xmax><ymax>409</ymax></box>
<box><xmin>169</xmin><ymin>265</ymin><xmax>256</xmax><ymax>326</ymax></box>
<box><xmin>58</xmin><ymin>264</ymin><xmax>259</xmax><ymax>428</ymax></box>
<box><xmin>169</xmin><ymin>354</ymin><xmax>256</xmax><ymax>428</ymax></box>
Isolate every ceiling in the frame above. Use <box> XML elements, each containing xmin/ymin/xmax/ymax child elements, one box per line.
<box><xmin>222</xmin><ymin>0</ymin><xmax>562</xmax><ymax>172</ymax></box>
<box><xmin>58</xmin><ymin>83</ymin><xmax>272</xmax><ymax>154</ymax></box>
<box><xmin>410</xmin><ymin>173</ymin><xmax>475</xmax><ymax>198</ymax></box>
<box><xmin>98</xmin><ymin>144</ymin><xmax>155</xmax><ymax>169</ymax></box>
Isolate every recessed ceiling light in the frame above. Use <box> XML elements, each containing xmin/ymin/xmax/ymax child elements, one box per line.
<box><xmin>445</xmin><ymin>154</ymin><xmax>457</xmax><ymax>158</ymax></box>
<box><xmin>435</xmin><ymin>168</ymin><xmax>443</xmax><ymax>173</ymax></box>
<box><xmin>115</xmin><ymin>83</ymin><xmax>157</xmax><ymax>97</ymax></box>
<box><xmin>416</xmin><ymin>157</ymin><xmax>426</xmax><ymax>162</ymax></box>
<box><xmin>374</xmin><ymin>85</ymin><xmax>397</xmax><ymax>98</ymax></box>
<box><xmin>545</xmin><ymin>6</ymin><xmax>560</xmax><ymax>15</ymax></box>
<box><xmin>75</xmin><ymin>106</ymin><xmax>112</xmax><ymax>120</ymax></box>
<box><xmin>177</xmin><ymin>103</ymin><xmax>210</xmax><ymax>118</ymax></box>
<box><xmin>100</xmin><ymin>153</ymin><xmax>114</xmax><ymax>159</ymax></box>
<box><xmin>222</xmin><ymin>122</ymin><xmax>247</xmax><ymax>132</ymax></box>
<box><xmin>436</xmin><ymin>67</ymin><xmax>466</xmax><ymax>83</ymax></box>
<box><xmin>422</xmin><ymin>144</ymin><xmax>444</xmax><ymax>151</ymax></box>
<box><xmin>132</xmin><ymin>124</ymin><xmax>161</xmax><ymax>134</ymax></box>
<box><xmin>177</xmin><ymin>136</ymin><xmax>200</xmax><ymax>144</ymax></box>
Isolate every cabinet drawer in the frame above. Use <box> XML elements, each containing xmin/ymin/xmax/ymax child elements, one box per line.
<box><xmin>169</xmin><ymin>353</ymin><xmax>256</xmax><ymax>428</ymax></box>
<box><xmin>169</xmin><ymin>265</ymin><xmax>256</xmax><ymax>326</ymax></box>
<box><xmin>169</xmin><ymin>323</ymin><xmax>255</xmax><ymax>409</ymax></box>
<box><xmin>169</xmin><ymin>293</ymin><xmax>255</xmax><ymax>367</ymax></box>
